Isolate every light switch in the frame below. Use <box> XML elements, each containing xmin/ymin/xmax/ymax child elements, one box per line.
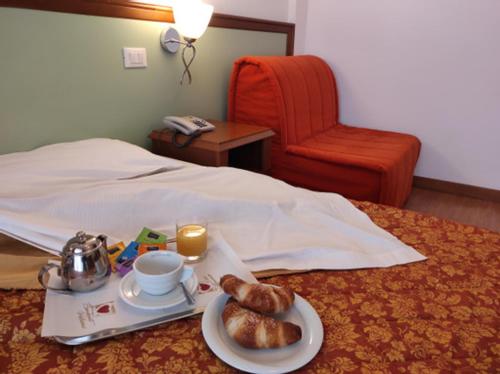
<box><xmin>122</xmin><ymin>48</ymin><xmax>148</xmax><ymax>68</ymax></box>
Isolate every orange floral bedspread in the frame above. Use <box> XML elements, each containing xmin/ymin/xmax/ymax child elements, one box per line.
<box><xmin>0</xmin><ymin>202</ymin><xmax>499</xmax><ymax>373</ymax></box>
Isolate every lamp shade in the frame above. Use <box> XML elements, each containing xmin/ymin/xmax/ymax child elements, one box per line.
<box><xmin>173</xmin><ymin>0</ymin><xmax>214</xmax><ymax>40</ymax></box>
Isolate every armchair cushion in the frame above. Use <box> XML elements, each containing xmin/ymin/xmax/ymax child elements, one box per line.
<box><xmin>286</xmin><ymin>125</ymin><xmax>420</xmax><ymax>207</ymax></box>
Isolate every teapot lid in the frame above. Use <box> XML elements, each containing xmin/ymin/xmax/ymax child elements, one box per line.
<box><xmin>63</xmin><ymin>231</ymin><xmax>103</xmax><ymax>255</ymax></box>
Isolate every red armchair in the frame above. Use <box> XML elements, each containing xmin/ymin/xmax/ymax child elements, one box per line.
<box><xmin>227</xmin><ymin>55</ymin><xmax>420</xmax><ymax>207</ymax></box>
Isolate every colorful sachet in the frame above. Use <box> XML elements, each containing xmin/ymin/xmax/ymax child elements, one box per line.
<box><xmin>138</xmin><ymin>242</ymin><xmax>167</xmax><ymax>256</ymax></box>
<box><xmin>135</xmin><ymin>227</ymin><xmax>167</xmax><ymax>245</ymax></box>
<box><xmin>112</xmin><ymin>228</ymin><xmax>169</xmax><ymax>277</ymax></box>
<box><xmin>106</xmin><ymin>242</ymin><xmax>126</xmax><ymax>272</ymax></box>
<box><xmin>116</xmin><ymin>257</ymin><xmax>136</xmax><ymax>278</ymax></box>
<box><xmin>115</xmin><ymin>241</ymin><xmax>139</xmax><ymax>276</ymax></box>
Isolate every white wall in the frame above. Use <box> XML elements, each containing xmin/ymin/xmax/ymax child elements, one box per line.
<box><xmin>295</xmin><ymin>0</ymin><xmax>500</xmax><ymax>189</ymax></box>
<box><xmin>288</xmin><ymin>0</ymin><xmax>297</xmax><ymax>23</ymax></box>
<box><xmin>205</xmin><ymin>0</ymin><xmax>290</xmax><ymax>22</ymax></box>
<box><xmin>134</xmin><ymin>0</ymin><xmax>290</xmax><ymax>22</ymax></box>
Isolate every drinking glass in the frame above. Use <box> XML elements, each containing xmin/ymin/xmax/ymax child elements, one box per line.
<box><xmin>176</xmin><ymin>220</ymin><xmax>208</xmax><ymax>263</ymax></box>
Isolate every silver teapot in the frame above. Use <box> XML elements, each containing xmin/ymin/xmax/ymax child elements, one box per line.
<box><xmin>38</xmin><ymin>231</ymin><xmax>111</xmax><ymax>292</ymax></box>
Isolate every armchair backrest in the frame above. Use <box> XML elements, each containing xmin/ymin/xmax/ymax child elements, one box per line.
<box><xmin>228</xmin><ymin>55</ymin><xmax>339</xmax><ymax>146</ymax></box>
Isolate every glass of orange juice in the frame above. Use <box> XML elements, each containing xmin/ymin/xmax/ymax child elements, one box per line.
<box><xmin>176</xmin><ymin>220</ymin><xmax>208</xmax><ymax>263</ymax></box>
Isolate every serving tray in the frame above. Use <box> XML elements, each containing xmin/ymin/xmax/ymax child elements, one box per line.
<box><xmin>54</xmin><ymin>306</ymin><xmax>204</xmax><ymax>345</ymax></box>
<box><xmin>42</xmin><ymin>232</ymin><xmax>257</xmax><ymax>345</ymax></box>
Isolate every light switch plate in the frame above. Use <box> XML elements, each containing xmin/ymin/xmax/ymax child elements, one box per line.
<box><xmin>122</xmin><ymin>47</ymin><xmax>148</xmax><ymax>68</ymax></box>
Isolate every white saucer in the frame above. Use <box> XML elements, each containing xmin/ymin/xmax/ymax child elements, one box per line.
<box><xmin>202</xmin><ymin>293</ymin><xmax>323</xmax><ymax>374</ymax></box>
<box><xmin>119</xmin><ymin>271</ymin><xmax>198</xmax><ymax>311</ymax></box>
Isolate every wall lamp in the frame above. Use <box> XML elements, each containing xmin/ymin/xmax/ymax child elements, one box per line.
<box><xmin>160</xmin><ymin>0</ymin><xmax>214</xmax><ymax>85</ymax></box>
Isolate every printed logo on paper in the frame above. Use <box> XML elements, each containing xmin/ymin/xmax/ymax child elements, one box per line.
<box><xmin>198</xmin><ymin>274</ymin><xmax>220</xmax><ymax>294</ymax></box>
<box><xmin>77</xmin><ymin>301</ymin><xmax>116</xmax><ymax>329</ymax></box>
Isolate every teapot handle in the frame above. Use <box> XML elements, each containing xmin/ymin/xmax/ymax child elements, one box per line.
<box><xmin>38</xmin><ymin>263</ymin><xmax>71</xmax><ymax>293</ymax></box>
<box><xmin>97</xmin><ymin>234</ymin><xmax>108</xmax><ymax>249</ymax></box>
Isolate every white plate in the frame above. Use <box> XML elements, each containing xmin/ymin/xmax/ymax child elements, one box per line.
<box><xmin>202</xmin><ymin>293</ymin><xmax>323</xmax><ymax>374</ymax></box>
<box><xmin>119</xmin><ymin>271</ymin><xmax>198</xmax><ymax>311</ymax></box>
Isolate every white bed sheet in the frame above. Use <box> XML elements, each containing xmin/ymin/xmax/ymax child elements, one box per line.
<box><xmin>0</xmin><ymin>138</ymin><xmax>425</xmax><ymax>271</ymax></box>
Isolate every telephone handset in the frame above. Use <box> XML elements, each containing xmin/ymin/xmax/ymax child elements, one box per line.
<box><xmin>162</xmin><ymin>116</ymin><xmax>215</xmax><ymax>148</ymax></box>
<box><xmin>163</xmin><ymin>116</ymin><xmax>215</xmax><ymax>136</ymax></box>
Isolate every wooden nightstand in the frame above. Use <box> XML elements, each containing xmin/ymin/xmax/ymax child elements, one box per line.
<box><xmin>149</xmin><ymin>121</ymin><xmax>275</xmax><ymax>173</ymax></box>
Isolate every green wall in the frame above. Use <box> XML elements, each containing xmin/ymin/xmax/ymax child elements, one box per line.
<box><xmin>0</xmin><ymin>8</ymin><xmax>286</xmax><ymax>154</ymax></box>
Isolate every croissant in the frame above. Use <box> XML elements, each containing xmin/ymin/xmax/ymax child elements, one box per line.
<box><xmin>222</xmin><ymin>299</ymin><xmax>302</xmax><ymax>349</ymax></box>
<box><xmin>220</xmin><ymin>274</ymin><xmax>295</xmax><ymax>314</ymax></box>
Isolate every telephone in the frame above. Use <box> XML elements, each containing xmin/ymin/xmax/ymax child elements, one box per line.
<box><xmin>162</xmin><ymin>116</ymin><xmax>215</xmax><ymax>136</ymax></box>
<box><xmin>162</xmin><ymin>115</ymin><xmax>215</xmax><ymax>148</ymax></box>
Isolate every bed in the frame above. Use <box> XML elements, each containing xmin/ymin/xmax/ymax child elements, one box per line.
<box><xmin>0</xmin><ymin>140</ymin><xmax>498</xmax><ymax>373</ymax></box>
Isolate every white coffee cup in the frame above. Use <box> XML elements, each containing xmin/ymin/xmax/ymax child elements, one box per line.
<box><xmin>133</xmin><ymin>251</ymin><xmax>193</xmax><ymax>296</ymax></box>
